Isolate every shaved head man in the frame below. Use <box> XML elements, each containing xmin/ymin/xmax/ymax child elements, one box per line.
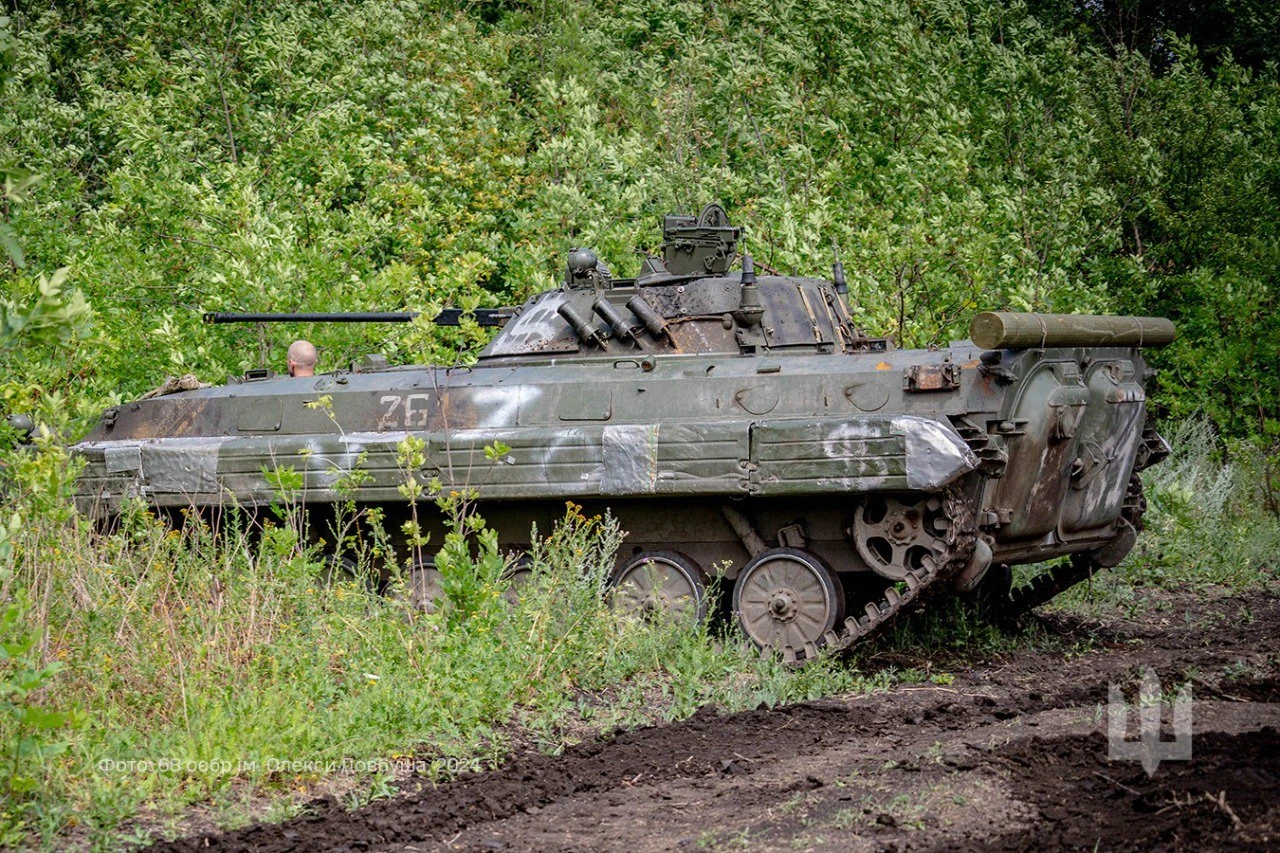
<box><xmin>287</xmin><ymin>340</ymin><xmax>318</xmax><ymax>377</ymax></box>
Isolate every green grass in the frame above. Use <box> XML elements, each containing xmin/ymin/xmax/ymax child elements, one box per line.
<box><xmin>0</xmin><ymin>495</ymin><xmax>893</xmax><ymax>848</ymax></box>
<box><xmin>0</xmin><ymin>422</ymin><xmax>1275</xmax><ymax>848</ymax></box>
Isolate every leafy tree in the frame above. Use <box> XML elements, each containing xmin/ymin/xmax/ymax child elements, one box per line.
<box><xmin>0</xmin><ymin>0</ymin><xmax>1275</xmax><ymax>442</ymax></box>
<box><xmin>1029</xmin><ymin>0</ymin><xmax>1280</xmax><ymax>71</ymax></box>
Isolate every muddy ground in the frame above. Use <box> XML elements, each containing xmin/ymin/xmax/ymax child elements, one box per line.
<box><xmin>157</xmin><ymin>590</ymin><xmax>1280</xmax><ymax>852</ymax></box>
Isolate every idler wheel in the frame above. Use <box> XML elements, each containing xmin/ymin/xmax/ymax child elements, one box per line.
<box><xmin>853</xmin><ymin>494</ymin><xmax>952</xmax><ymax>581</ymax></box>
<box><xmin>732</xmin><ymin>548</ymin><xmax>844</xmax><ymax>652</ymax></box>
<box><xmin>608</xmin><ymin>551</ymin><xmax>709</xmax><ymax>624</ymax></box>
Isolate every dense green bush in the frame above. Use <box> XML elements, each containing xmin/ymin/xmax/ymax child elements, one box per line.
<box><xmin>0</xmin><ymin>0</ymin><xmax>1276</xmax><ymax>443</ymax></box>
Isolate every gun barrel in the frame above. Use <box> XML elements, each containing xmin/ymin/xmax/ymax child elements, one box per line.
<box><xmin>969</xmin><ymin>312</ymin><xmax>1175</xmax><ymax>350</ymax></box>
<box><xmin>202</xmin><ymin>309</ymin><xmax>512</xmax><ymax>327</ymax></box>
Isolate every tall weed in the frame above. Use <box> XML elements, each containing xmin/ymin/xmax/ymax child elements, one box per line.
<box><xmin>0</xmin><ymin>468</ymin><xmax>877</xmax><ymax>847</ymax></box>
<box><xmin>1120</xmin><ymin>418</ymin><xmax>1280</xmax><ymax>589</ymax></box>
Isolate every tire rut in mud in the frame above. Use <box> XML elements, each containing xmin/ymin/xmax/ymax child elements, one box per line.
<box><xmin>152</xmin><ymin>703</ymin><xmax>882</xmax><ymax>853</ymax></box>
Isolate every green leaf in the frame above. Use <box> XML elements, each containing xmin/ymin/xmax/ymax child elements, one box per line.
<box><xmin>0</xmin><ymin>638</ymin><xmax>34</xmax><ymax>660</ymax></box>
<box><xmin>0</xmin><ymin>222</ymin><xmax>24</xmax><ymax>267</ymax></box>
<box><xmin>7</xmin><ymin>775</ymin><xmax>38</xmax><ymax>793</ymax></box>
<box><xmin>18</xmin><ymin>706</ymin><xmax>67</xmax><ymax>729</ymax></box>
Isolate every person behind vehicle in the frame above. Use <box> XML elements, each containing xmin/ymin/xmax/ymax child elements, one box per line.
<box><xmin>287</xmin><ymin>340</ymin><xmax>318</xmax><ymax>377</ymax></box>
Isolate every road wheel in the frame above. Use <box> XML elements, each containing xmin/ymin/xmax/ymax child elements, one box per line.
<box><xmin>407</xmin><ymin>559</ymin><xmax>445</xmax><ymax>613</ymax></box>
<box><xmin>503</xmin><ymin>554</ymin><xmax>534</xmax><ymax>606</ymax></box>
<box><xmin>608</xmin><ymin>550</ymin><xmax>709</xmax><ymax>624</ymax></box>
<box><xmin>732</xmin><ymin>548</ymin><xmax>844</xmax><ymax>653</ymax></box>
<box><xmin>316</xmin><ymin>554</ymin><xmax>360</xmax><ymax>587</ymax></box>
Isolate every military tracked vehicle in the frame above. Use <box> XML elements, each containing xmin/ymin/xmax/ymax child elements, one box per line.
<box><xmin>71</xmin><ymin>205</ymin><xmax>1173</xmax><ymax>662</ymax></box>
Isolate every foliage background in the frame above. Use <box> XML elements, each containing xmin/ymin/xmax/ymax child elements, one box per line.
<box><xmin>0</xmin><ymin>0</ymin><xmax>1277</xmax><ymax>445</ymax></box>
<box><xmin>0</xmin><ymin>1</ymin><xmax>1278</xmax><ymax>845</ymax></box>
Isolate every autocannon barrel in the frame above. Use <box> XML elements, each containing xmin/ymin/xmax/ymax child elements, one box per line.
<box><xmin>969</xmin><ymin>312</ymin><xmax>1175</xmax><ymax>350</ymax></box>
<box><xmin>202</xmin><ymin>308</ymin><xmax>512</xmax><ymax>327</ymax></box>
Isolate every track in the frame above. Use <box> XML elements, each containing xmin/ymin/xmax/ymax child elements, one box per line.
<box><xmin>154</xmin><ymin>589</ymin><xmax>1280</xmax><ymax>852</ymax></box>
<box><xmin>812</xmin><ymin>486</ymin><xmax>977</xmax><ymax>662</ymax></box>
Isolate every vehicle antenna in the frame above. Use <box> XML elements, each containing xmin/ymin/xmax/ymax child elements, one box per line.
<box><xmin>832</xmin><ymin>239</ymin><xmax>848</xmax><ymax>296</ymax></box>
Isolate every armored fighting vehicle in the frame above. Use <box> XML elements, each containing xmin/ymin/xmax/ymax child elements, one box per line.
<box><xmin>71</xmin><ymin>205</ymin><xmax>1173</xmax><ymax>662</ymax></box>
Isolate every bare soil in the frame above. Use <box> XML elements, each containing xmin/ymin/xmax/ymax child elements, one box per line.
<box><xmin>153</xmin><ymin>590</ymin><xmax>1280</xmax><ymax>852</ymax></box>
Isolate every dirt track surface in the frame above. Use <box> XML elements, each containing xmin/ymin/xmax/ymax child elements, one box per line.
<box><xmin>156</xmin><ymin>592</ymin><xmax>1280</xmax><ymax>852</ymax></box>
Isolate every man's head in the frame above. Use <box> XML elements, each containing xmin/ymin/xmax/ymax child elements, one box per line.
<box><xmin>287</xmin><ymin>340</ymin><xmax>318</xmax><ymax>377</ymax></box>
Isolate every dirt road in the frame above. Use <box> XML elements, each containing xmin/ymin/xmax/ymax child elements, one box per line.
<box><xmin>157</xmin><ymin>591</ymin><xmax>1280</xmax><ymax>851</ymax></box>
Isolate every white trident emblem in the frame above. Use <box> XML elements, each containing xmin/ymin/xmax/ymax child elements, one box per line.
<box><xmin>1107</xmin><ymin>667</ymin><xmax>1193</xmax><ymax>776</ymax></box>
